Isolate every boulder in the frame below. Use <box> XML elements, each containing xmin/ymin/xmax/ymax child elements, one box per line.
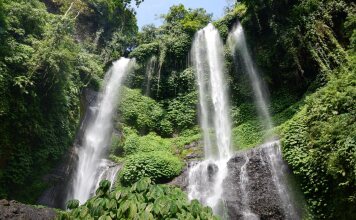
<box><xmin>0</xmin><ymin>200</ymin><xmax>56</xmax><ymax>220</ymax></box>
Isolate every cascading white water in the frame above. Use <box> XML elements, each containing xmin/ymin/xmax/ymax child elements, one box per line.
<box><xmin>239</xmin><ymin>154</ymin><xmax>259</xmax><ymax>220</ymax></box>
<box><xmin>69</xmin><ymin>58</ymin><xmax>134</xmax><ymax>204</ymax></box>
<box><xmin>188</xmin><ymin>23</ymin><xmax>232</xmax><ymax>214</ymax></box>
<box><xmin>262</xmin><ymin>140</ymin><xmax>299</xmax><ymax>219</ymax></box>
<box><xmin>192</xmin><ymin>30</ymin><xmax>212</xmax><ymax>157</ymax></box>
<box><xmin>144</xmin><ymin>56</ymin><xmax>157</xmax><ymax>96</ymax></box>
<box><xmin>228</xmin><ymin>22</ymin><xmax>298</xmax><ymax>219</ymax></box>
<box><xmin>228</xmin><ymin>23</ymin><xmax>273</xmax><ymax>131</ymax></box>
<box><xmin>94</xmin><ymin>159</ymin><xmax>121</xmax><ymax>191</ymax></box>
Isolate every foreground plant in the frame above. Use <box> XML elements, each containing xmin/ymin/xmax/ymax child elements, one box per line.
<box><xmin>58</xmin><ymin>178</ymin><xmax>218</xmax><ymax>220</ymax></box>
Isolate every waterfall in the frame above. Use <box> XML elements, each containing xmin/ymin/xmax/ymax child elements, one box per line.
<box><xmin>68</xmin><ymin>58</ymin><xmax>134</xmax><ymax>204</ymax></box>
<box><xmin>144</xmin><ymin>56</ymin><xmax>157</xmax><ymax>96</ymax></box>
<box><xmin>228</xmin><ymin>23</ymin><xmax>273</xmax><ymax>131</ymax></box>
<box><xmin>239</xmin><ymin>153</ymin><xmax>259</xmax><ymax>220</ymax></box>
<box><xmin>94</xmin><ymin>159</ymin><xmax>121</xmax><ymax>191</ymax></box>
<box><xmin>188</xmin><ymin>23</ymin><xmax>232</xmax><ymax>215</ymax></box>
<box><xmin>263</xmin><ymin>140</ymin><xmax>300</xmax><ymax>219</ymax></box>
<box><xmin>228</xmin><ymin>22</ymin><xmax>299</xmax><ymax>219</ymax></box>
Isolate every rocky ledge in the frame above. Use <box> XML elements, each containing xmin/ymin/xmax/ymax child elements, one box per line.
<box><xmin>169</xmin><ymin>141</ymin><xmax>303</xmax><ymax>220</ymax></box>
<box><xmin>0</xmin><ymin>199</ymin><xmax>56</xmax><ymax>220</ymax></box>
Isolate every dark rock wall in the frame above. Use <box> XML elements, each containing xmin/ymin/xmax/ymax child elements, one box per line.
<box><xmin>224</xmin><ymin>148</ymin><xmax>286</xmax><ymax>220</ymax></box>
<box><xmin>172</xmin><ymin>144</ymin><xmax>303</xmax><ymax>220</ymax></box>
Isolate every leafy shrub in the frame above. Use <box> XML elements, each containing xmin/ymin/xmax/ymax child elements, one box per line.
<box><xmin>0</xmin><ymin>0</ymin><xmax>103</xmax><ymax>202</ymax></box>
<box><xmin>171</xmin><ymin>128</ymin><xmax>201</xmax><ymax>149</ymax></box>
<box><xmin>118</xmin><ymin>87</ymin><xmax>168</xmax><ymax>135</ymax></box>
<box><xmin>272</xmin><ymin>100</ymin><xmax>304</xmax><ymax>127</ymax></box>
<box><xmin>118</xmin><ymin>87</ymin><xmax>197</xmax><ymax>136</ymax></box>
<box><xmin>66</xmin><ymin>199</ymin><xmax>80</xmax><ymax>210</ymax></box>
<box><xmin>123</xmin><ymin>131</ymin><xmax>172</xmax><ymax>155</ymax></box>
<box><xmin>58</xmin><ymin>178</ymin><xmax>218</xmax><ymax>220</ymax></box>
<box><xmin>233</xmin><ymin>103</ymin><xmax>258</xmax><ymax>125</ymax></box>
<box><xmin>120</xmin><ymin>151</ymin><xmax>183</xmax><ymax>185</ymax></box>
<box><xmin>109</xmin><ymin>134</ymin><xmax>124</xmax><ymax>156</ymax></box>
<box><xmin>159</xmin><ymin>117</ymin><xmax>174</xmax><ymax>137</ymax></box>
<box><xmin>166</xmin><ymin>91</ymin><xmax>198</xmax><ymax>132</ymax></box>
<box><xmin>129</xmin><ymin>42</ymin><xmax>159</xmax><ymax>63</ymax></box>
<box><xmin>122</xmin><ymin>132</ymin><xmax>140</xmax><ymax>155</ymax></box>
<box><xmin>232</xmin><ymin>120</ymin><xmax>263</xmax><ymax>149</ymax></box>
<box><xmin>116</xmin><ymin>125</ymin><xmax>201</xmax><ymax>158</ymax></box>
<box><xmin>269</xmin><ymin>87</ymin><xmax>302</xmax><ymax>113</ymax></box>
<box><xmin>281</xmin><ymin>67</ymin><xmax>356</xmax><ymax>219</ymax></box>
<box><xmin>167</xmin><ymin>68</ymin><xmax>196</xmax><ymax>95</ymax></box>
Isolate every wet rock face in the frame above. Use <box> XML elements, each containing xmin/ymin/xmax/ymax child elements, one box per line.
<box><xmin>171</xmin><ymin>142</ymin><xmax>302</xmax><ymax>220</ymax></box>
<box><xmin>207</xmin><ymin>163</ymin><xmax>219</xmax><ymax>181</ymax></box>
<box><xmin>168</xmin><ymin>160</ymin><xmax>206</xmax><ymax>191</ymax></box>
<box><xmin>0</xmin><ymin>199</ymin><xmax>56</xmax><ymax>220</ymax></box>
<box><xmin>168</xmin><ymin>165</ymin><xmax>190</xmax><ymax>191</ymax></box>
<box><xmin>223</xmin><ymin>148</ymin><xmax>286</xmax><ymax>220</ymax></box>
<box><xmin>184</xmin><ymin>141</ymin><xmax>204</xmax><ymax>161</ymax></box>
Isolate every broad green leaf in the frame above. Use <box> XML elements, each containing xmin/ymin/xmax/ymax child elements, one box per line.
<box><xmin>115</xmin><ymin>191</ymin><xmax>122</xmax><ymax>200</ymax></box>
<box><xmin>128</xmin><ymin>202</ymin><xmax>137</xmax><ymax>218</ymax></box>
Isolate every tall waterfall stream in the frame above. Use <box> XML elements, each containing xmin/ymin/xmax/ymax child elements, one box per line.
<box><xmin>68</xmin><ymin>58</ymin><xmax>134</xmax><ymax>204</ymax></box>
<box><xmin>228</xmin><ymin>23</ymin><xmax>299</xmax><ymax>219</ymax></box>
<box><xmin>189</xmin><ymin>23</ymin><xmax>232</xmax><ymax>215</ymax></box>
<box><xmin>187</xmin><ymin>23</ymin><xmax>301</xmax><ymax>219</ymax></box>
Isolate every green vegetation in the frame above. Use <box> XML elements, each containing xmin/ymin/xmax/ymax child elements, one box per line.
<box><xmin>236</xmin><ymin>0</ymin><xmax>351</xmax><ymax>89</ymax></box>
<box><xmin>120</xmin><ymin>152</ymin><xmax>183</xmax><ymax>185</ymax></box>
<box><xmin>166</xmin><ymin>91</ymin><xmax>198</xmax><ymax>132</ymax></box>
<box><xmin>118</xmin><ymin>87</ymin><xmax>197</xmax><ymax>137</ymax></box>
<box><xmin>0</xmin><ymin>0</ymin><xmax>355</xmax><ymax>219</ymax></box>
<box><xmin>121</xmin><ymin>130</ymin><xmax>171</xmax><ymax>156</ymax></box>
<box><xmin>0</xmin><ymin>0</ymin><xmax>139</xmax><ymax>203</ymax></box>
<box><xmin>113</xmin><ymin>84</ymin><xmax>199</xmax><ymax>187</ymax></box>
<box><xmin>225</xmin><ymin>0</ymin><xmax>355</xmax><ymax>218</ymax></box>
<box><xmin>232</xmin><ymin>120</ymin><xmax>263</xmax><ymax>149</ymax></box>
<box><xmin>281</xmin><ymin>63</ymin><xmax>356</xmax><ymax>219</ymax></box>
<box><xmin>111</xmin><ymin>125</ymin><xmax>201</xmax><ymax>158</ymax></box>
<box><xmin>118</xmin><ymin>88</ymin><xmax>167</xmax><ymax>135</ymax></box>
<box><xmin>110</xmin><ymin>117</ymin><xmax>201</xmax><ymax>186</ymax></box>
<box><xmin>0</xmin><ymin>0</ymin><xmax>100</xmax><ymax>202</ymax></box>
<box><xmin>129</xmin><ymin>4</ymin><xmax>211</xmax><ymax>100</ymax></box>
<box><xmin>59</xmin><ymin>178</ymin><xmax>218</xmax><ymax>220</ymax></box>
<box><xmin>110</xmin><ymin>7</ymin><xmax>210</xmax><ymax>191</ymax></box>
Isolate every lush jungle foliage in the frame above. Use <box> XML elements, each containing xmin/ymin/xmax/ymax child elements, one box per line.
<box><xmin>58</xmin><ymin>178</ymin><xmax>218</xmax><ymax>220</ymax></box>
<box><xmin>282</xmin><ymin>65</ymin><xmax>356</xmax><ymax>219</ymax></box>
<box><xmin>120</xmin><ymin>152</ymin><xmax>183</xmax><ymax>185</ymax></box>
<box><xmin>111</xmin><ymin>86</ymin><xmax>200</xmax><ymax>186</ymax></box>
<box><xmin>0</xmin><ymin>0</ymin><xmax>355</xmax><ymax>219</ymax></box>
<box><xmin>0</xmin><ymin>0</ymin><xmax>139</xmax><ymax>203</ymax></box>
<box><xmin>226</xmin><ymin>0</ymin><xmax>356</xmax><ymax>219</ymax></box>
<box><xmin>128</xmin><ymin>4</ymin><xmax>211</xmax><ymax>101</ymax></box>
